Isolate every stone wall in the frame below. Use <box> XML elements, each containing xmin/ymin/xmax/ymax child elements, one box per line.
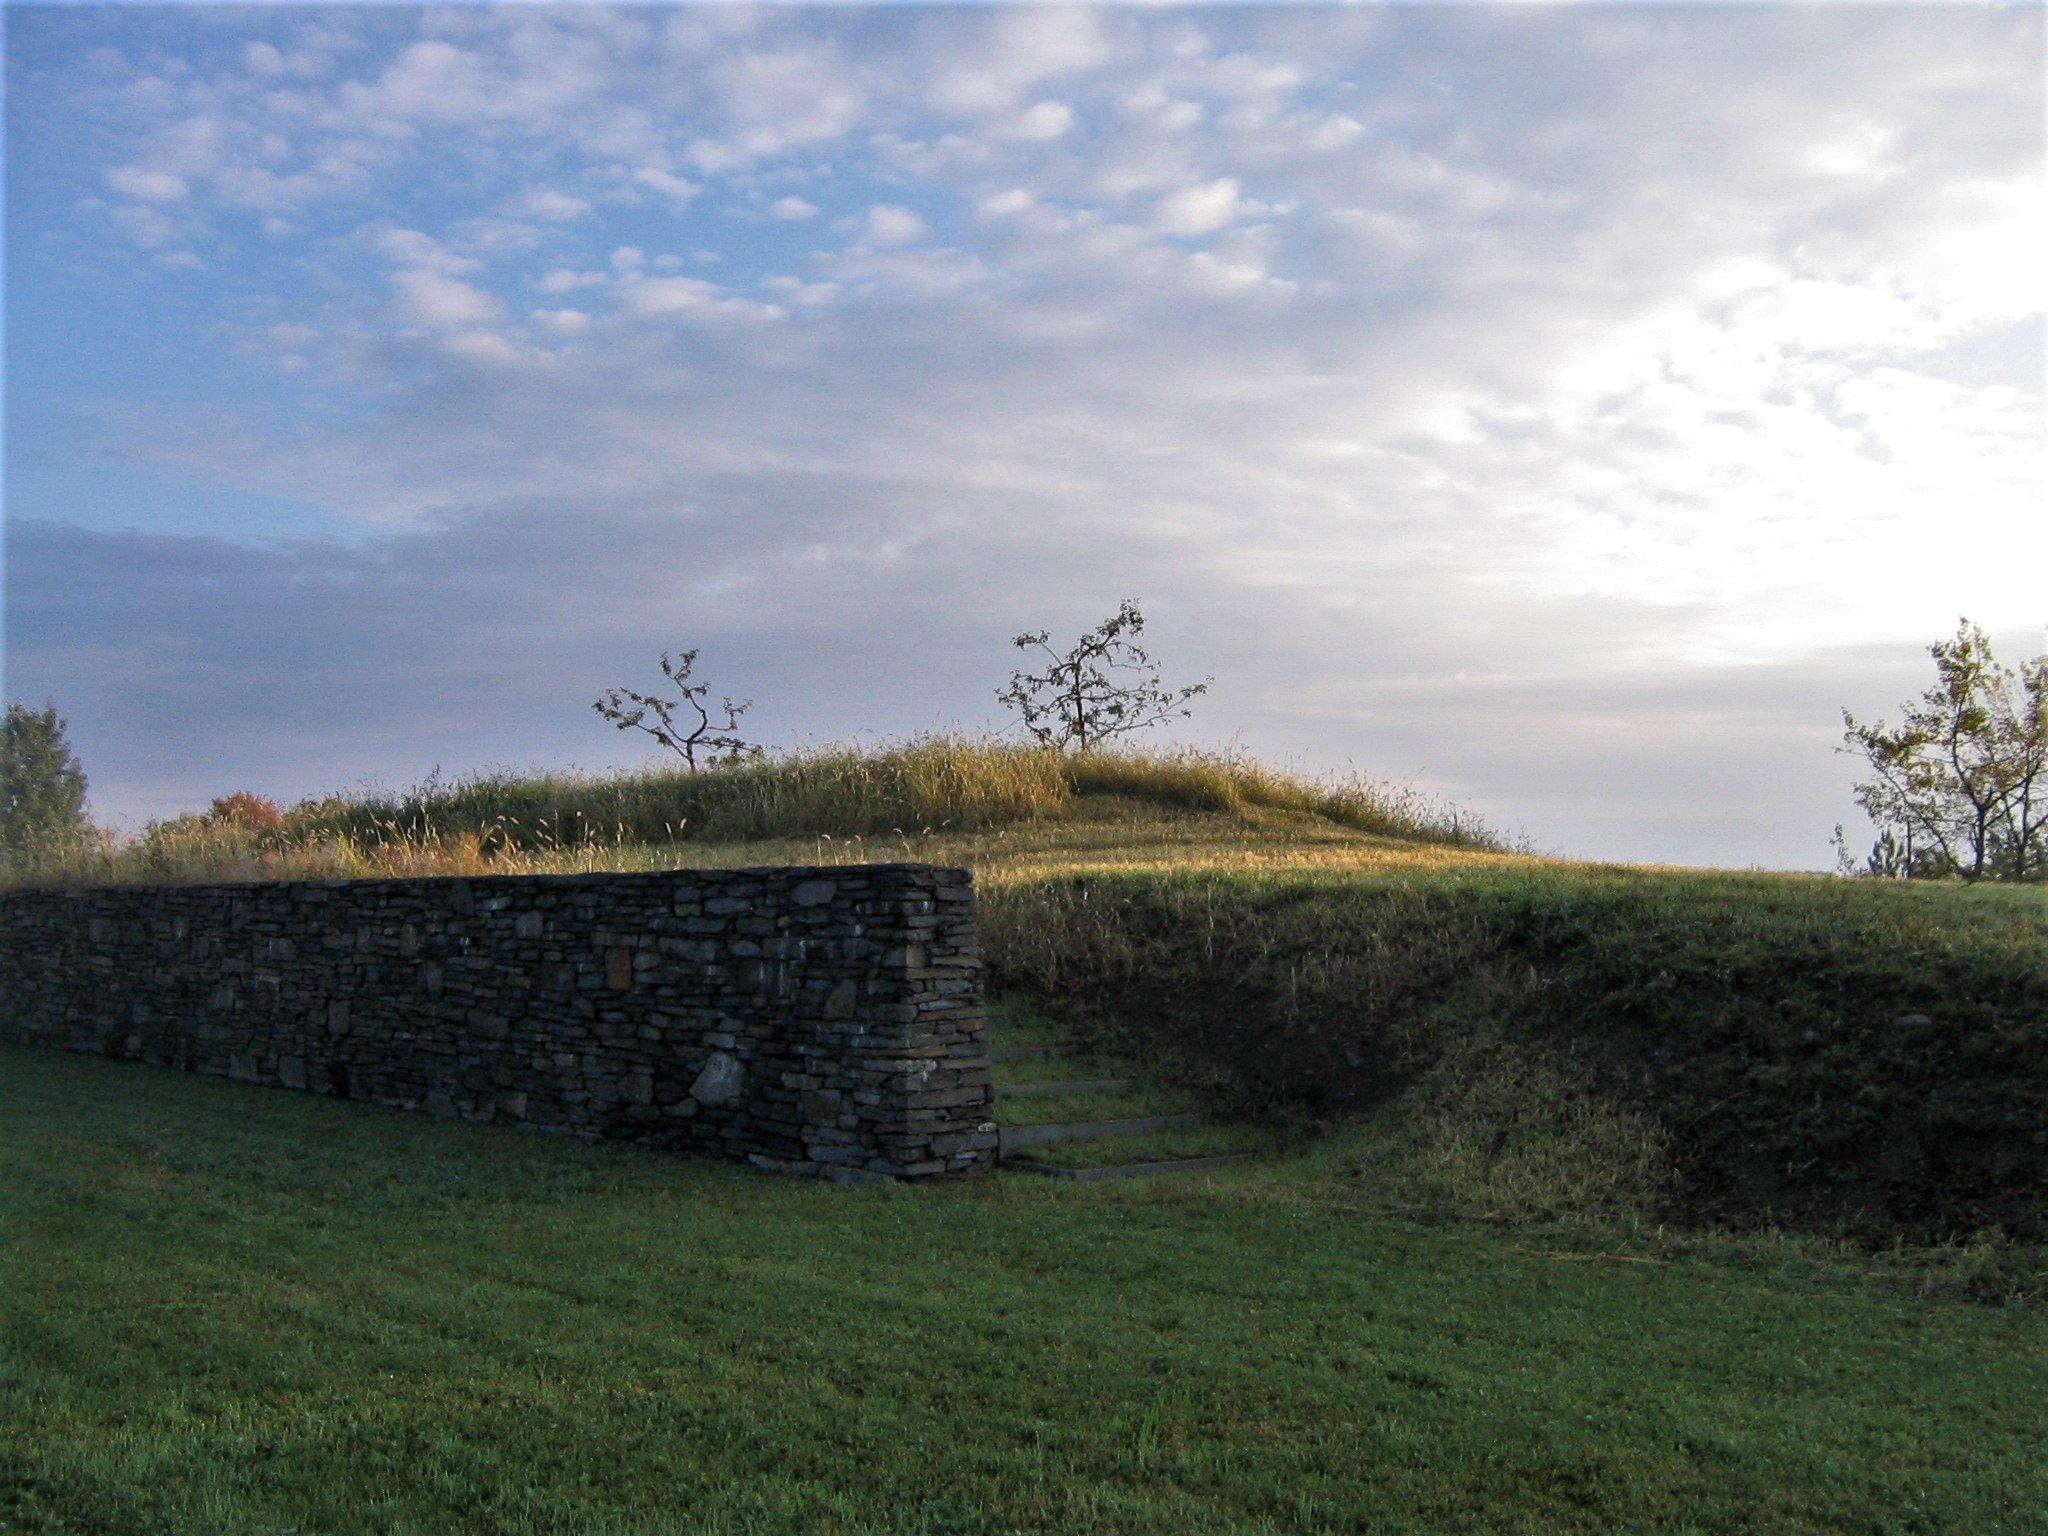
<box><xmin>0</xmin><ymin>864</ymin><xmax>994</xmax><ymax>1179</ymax></box>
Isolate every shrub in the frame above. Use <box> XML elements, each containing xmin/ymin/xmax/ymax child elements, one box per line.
<box><xmin>206</xmin><ymin>792</ymin><xmax>286</xmax><ymax>831</ymax></box>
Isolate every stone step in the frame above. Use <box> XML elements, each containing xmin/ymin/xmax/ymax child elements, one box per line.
<box><xmin>1001</xmin><ymin>1153</ymin><xmax>1262</xmax><ymax>1181</ymax></box>
<box><xmin>998</xmin><ymin>1078</ymin><xmax>1132</xmax><ymax>1099</ymax></box>
<box><xmin>998</xmin><ymin>1113</ymin><xmax>1204</xmax><ymax>1155</ymax></box>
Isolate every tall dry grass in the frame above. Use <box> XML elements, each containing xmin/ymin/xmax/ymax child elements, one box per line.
<box><xmin>7</xmin><ymin>738</ymin><xmax>1499</xmax><ymax>888</ymax></box>
<box><xmin>283</xmin><ymin>738</ymin><xmax>1072</xmax><ymax>856</ymax></box>
<box><xmin>287</xmin><ymin>738</ymin><xmax>1497</xmax><ymax>855</ymax></box>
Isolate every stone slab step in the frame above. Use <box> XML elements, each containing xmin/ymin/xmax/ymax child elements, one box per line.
<box><xmin>998</xmin><ymin>1078</ymin><xmax>1132</xmax><ymax>1099</ymax></box>
<box><xmin>1001</xmin><ymin>1153</ymin><xmax>1262</xmax><ymax>1181</ymax></box>
<box><xmin>998</xmin><ymin>1113</ymin><xmax>1204</xmax><ymax>1155</ymax></box>
<box><xmin>991</xmin><ymin>1045</ymin><xmax>1063</xmax><ymax>1062</ymax></box>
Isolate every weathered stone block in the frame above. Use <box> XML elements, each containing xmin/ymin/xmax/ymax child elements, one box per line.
<box><xmin>605</xmin><ymin>948</ymin><xmax>633</xmax><ymax>991</ymax></box>
<box><xmin>691</xmin><ymin>1051</ymin><xmax>746</xmax><ymax>1106</ymax></box>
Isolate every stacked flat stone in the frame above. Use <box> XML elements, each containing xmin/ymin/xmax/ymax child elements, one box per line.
<box><xmin>0</xmin><ymin>864</ymin><xmax>995</xmax><ymax>1179</ymax></box>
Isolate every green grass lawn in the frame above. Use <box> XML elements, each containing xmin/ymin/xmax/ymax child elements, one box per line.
<box><xmin>4</xmin><ymin>1044</ymin><xmax>2043</xmax><ymax>1536</ymax></box>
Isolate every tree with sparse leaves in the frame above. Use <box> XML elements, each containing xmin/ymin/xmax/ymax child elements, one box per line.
<box><xmin>1</xmin><ymin>701</ymin><xmax>92</xmax><ymax>861</ymax></box>
<box><xmin>998</xmin><ymin>599</ymin><xmax>1211</xmax><ymax>751</ymax></box>
<box><xmin>1838</xmin><ymin>619</ymin><xmax>2047</xmax><ymax>882</ymax></box>
<box><xmin>594</xmin><ymin>649</ymin><xmax>754</xmax><ymax>771</ymax></box>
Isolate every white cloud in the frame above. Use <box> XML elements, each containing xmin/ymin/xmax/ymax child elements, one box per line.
<box><xmin>1800</xmin><ymin>115</ymin><xmax>1902</xmax><ymax>181</ymax></box>
<box><xmin>514</xmin><ymin>187</ymin><xmax>592</xmax><ymax>222</ymax></box>
<box><xmin>108</xmin><ymin>203</ymin><xmax>182</xmax><ymax>248</ymax></box>
<box><xmin>812</xmin><ymin>243</ymin><xmax>987</xmax><ymax>301</ymax></box>
<box><xmin>374</xmin><ymin>226</ymin><xmax>511</xmax><ymax>333</ymax></box>
<box><xmin>927</xmin><ymin>7</ymin><xmax>1112</xmax><ymax>115</ymax></box>
<box><xmin>338</xmin><ymin>35</ymin><xmax>602</xmax><ymax>131</ymax></box>
<box><xmin>371</xmin><ymin>39</ymin><xmax>476</xmax><ymax>114</ymax></box>
<box><xmin>762</xmin><ymin>275</ymin><xmax>842</xmax><ymax>307</ymax></box>
<box><xmin>619</xmin><ymin>275</ymin><xmax>719</xmax><ymax>314</ymax></box>
<box><xmin>857</xmin><ymin>204</ymin><xmax>930</xmax><ymax>247</ymax></box>
<box><xmin>392</xmin><ymin>269</ymin><xmax>501</xmax><ymax>327</ymax></box>
<box><xmin>1000</xmin><ymin>101</ymin><xmax>1075</xmax><ymax>143</ymax></box>
<box><xmin>106</xmin><ymin>165</ymin><xmax>189</xmax><ymax>203</ymax></box>
<box><xmin>633</xmin><ymin>167</ymin><xmax>700</xmax><ymax>206</ymax></box>
<box><xmin>1914</xmin><ymin>174</ymin><xmax>2046</xmax><ymax>330</ymax></box>
<box><xmin>619</xmin><ymin>275</ymin><xmax>783</xmax><ymax>322</ymax></box>
<box><xmin>438</xmin><ymin>328</ymin><xmax>526</xmax><ymax>368</ymax></box>
<box><xmin>1300</xmin><ymin>113</ymin><xmax>1365</xmax><ymax>152</ymax></box>
<box><xmin>1202</xmin><ymin>52</ymin><xmax>1304</xmax><ymax>104</ymax></box>
<box><xmin>688</xmin><ymin>42</ymin><xmax>868</xmax><ymax>172</ymax></box>
<box><xmin>373</xmin><ymin>228</ymin><xmax>478</xmax><ymax>272</ymax></box>
<box><xmin>768</xmin><ymin>195</ymin><xmax>819</xmax><ymax>220</ymax></box>
<box><xmin>155</xmin><ymin>115</ymin><xmax>229</xmax><ymax>178</ymax></box>
<box><xmin>537</xmin><ymin>267</ymin><xmax>606</xmax><ymax>294</ymax></box>
<box><xmin>1184</xmin><ymin>250</ymin><xmax>1287</xmax><ymax>297</ymax></box>
<box><xmin>979</xmin><ymin>189</ymin><xmax>1035</xmax><ymax>218</ymax></box>
<box><xmin>1154</xmin><ymin>178</ymin><xmax>1247</xmax><ymax>237</ymax></box>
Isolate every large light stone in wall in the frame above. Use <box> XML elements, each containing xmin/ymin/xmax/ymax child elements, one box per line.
<box><xmin>691</xmin><ymin>1051</ymin><xmax>745</xmax><ymax>1105</ymax></box>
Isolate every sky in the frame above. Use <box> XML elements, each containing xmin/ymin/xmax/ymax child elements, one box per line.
<box><xmin>4</xmin><ymin>2</ymin><xmax>2043</xmax><ymax>870</ymax></box>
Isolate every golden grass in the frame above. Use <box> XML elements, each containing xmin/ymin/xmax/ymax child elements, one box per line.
<box><xmin>4</xmin><ymin>738</ymin><xmax>1507</xmax><ymax>888</ymax></box>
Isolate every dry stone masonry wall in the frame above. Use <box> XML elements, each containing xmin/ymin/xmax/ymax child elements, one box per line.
<box><xmin>0</xmin><ymin>864</ymin><xmax>994</xmax><ymax>1178</ymax></box>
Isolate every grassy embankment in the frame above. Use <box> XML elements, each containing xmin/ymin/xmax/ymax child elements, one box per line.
<box><xmin>4</xmin><ymin>741</ymin><xmax>2045</xmax><ymax>1530</ymax></box>
<box><xmin>14</xmin><ymin>739</ymin><xmax>2043</xmax><ymax>1242</ymax></box>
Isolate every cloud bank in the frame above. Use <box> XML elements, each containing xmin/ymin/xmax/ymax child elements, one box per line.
<box><xmin>6</xmin><ymin>4</ymin><xmax>2043</xmax><ymax>867</ymax></box>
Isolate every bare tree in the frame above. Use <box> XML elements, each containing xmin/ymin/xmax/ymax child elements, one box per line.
<box><xmin>594</xmin><ymin>649</ymin><xmax>753</xmax><ymax>771</ymax></box>
<box><xmin>1840</xmin><ymin>619</ymin><xmax>2047</xmax><ymax>881</ymax></box>
<box><xmin>998</xmin><ymin>599</ymin><xmax>1211</xmax><ymax>750</ymax></box>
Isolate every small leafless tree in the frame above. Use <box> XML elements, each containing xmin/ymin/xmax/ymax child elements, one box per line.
<box><xmin>998</xmin><ymin>599</ymin><xmax>1211</xmax><ymax>750</ymax></box>
<box><xmin>593</xmin><ymin>649</ymin><xmax>753</xmax><ymax>771</ymax></box>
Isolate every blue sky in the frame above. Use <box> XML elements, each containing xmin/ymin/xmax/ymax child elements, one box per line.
<box><xmin>5</xmin><ymin>2</ymin><xmax>2043</xmax><ymax>867</ymax></box>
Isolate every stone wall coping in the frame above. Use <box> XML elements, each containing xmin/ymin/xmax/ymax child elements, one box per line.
<box><xmin>1</xmin><ymin>861</ymin><xmax>971</xmax><ymax>900</ymax></box>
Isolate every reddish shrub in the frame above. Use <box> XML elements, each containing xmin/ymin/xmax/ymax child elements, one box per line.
<box><xmin>206</xmin><ymin>791</ymin><xmax>286</xmax><ymax>831</ymax></box>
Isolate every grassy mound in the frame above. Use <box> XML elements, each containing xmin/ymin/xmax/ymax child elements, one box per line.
<box><xmin>288</xmin><ymin>739</ymin><xmax>1498</xmax><ymax>849</ymax></box>
<box><xmin>7</xmin><ymin>739</ymin><xmax>1498</xmax><ymax>887</ymax></box>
